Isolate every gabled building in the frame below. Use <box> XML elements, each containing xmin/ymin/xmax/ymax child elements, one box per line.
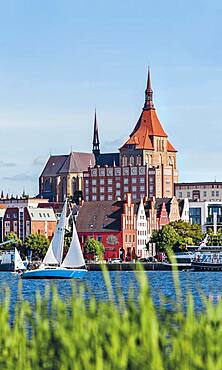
<box><xmin>39</xmin><ymin>152</ymin><xmax>95</xmax><ymax>202</ymax></box>
<box><xmin>136</xmin><ymin>198</ymin><xmax>148</xmax><ymax>258</ymax></box>
<box><xmin>76</xmin><ymin>193</ymin><xmax>136</xmax><ymax>260</ymax></box>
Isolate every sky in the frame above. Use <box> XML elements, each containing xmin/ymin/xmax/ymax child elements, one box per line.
<box><xmin>0</xmin><ymin>0</ymin><xmax>222</xmax><ymax>196</ymax></box>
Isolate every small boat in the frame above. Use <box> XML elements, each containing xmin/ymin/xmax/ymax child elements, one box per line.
<box><xmin>14</xmin><ymin>247</ymin><xmax>27</xmax><ymax>273</ymax></box>
<box><xmin>22</xmin><ymin>200</ymin><xmax>87</xmax><ymax>279</ymax></box>
<box><xmin>191</xmin><ymin>246</ymin><xmax>222</xmax><ymax>271</ymax></box>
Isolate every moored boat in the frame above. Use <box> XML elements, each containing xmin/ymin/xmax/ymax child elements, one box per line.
<box><xmin>191</xmin><ymin>246</ymin><xmax>222</xmax><ymax>271</ymax></box>
<box><xmin>22</xmin><ymin>200</ymin><xmax>87</xmax><ymax>279</ymax></box>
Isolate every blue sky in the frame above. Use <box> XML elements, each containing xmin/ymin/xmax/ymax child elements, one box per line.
<box><xmin>0</xmin><ymin>0</ymin><xmax>222</xmax><ymax>195</ymax></box>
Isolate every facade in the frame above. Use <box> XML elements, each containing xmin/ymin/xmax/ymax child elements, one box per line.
<box><xmin>175</xmin><ymin>182</ymin><xmax>222</xmax><ymax>202</ymax></box>
<box><xmin>83</xmin><ymin>165</ymin><xmax>155</xmax><ymax>202</ymax></box>
<box><xmin>76</xmin><ymin>193</ymin><xmax>137</xmax><ymax>261</ymax></box>
<box><xmin>189</xmin><ymin>201</ymin><xmax>222</xmax><ymax>232</ymax></box>
<box><xmin>145</xmin><ymin>196</ymin><xmax>181</xmax><ymax>240</ymax></box>
<box><xmin>136</xmin><ymin>199</ymin><xmax>148</xmax><ymax>258</ymax></box>
<box><xmin>0</xmin><ymin>198</ymin><xmax>57</xmax><ymax>241</ymax></box>
<box><xmin>39</xmin><ymin>152</ymin><xmax>95</xmax><ymax>203</ymax></box>
<box><xmin>84</xmin><ymin>69</ymin><xmax>179</xmax><ymax>202</ymax></box>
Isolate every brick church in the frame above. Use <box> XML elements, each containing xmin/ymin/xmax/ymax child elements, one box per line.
<box><xmin>39</xmin><ymin>69</ymin><xmax>178</xmax><ymax>202</ymax></box>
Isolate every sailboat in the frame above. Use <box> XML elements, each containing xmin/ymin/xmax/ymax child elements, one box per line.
<box><xmin>22</xmin><ymin>200</ymin><xmax>87</xmax><ymax>279</ymax></box>
<box><xmin>14</xmin><ymin>247</ymin><xmax>27</xmax><ymax>272</ymax></box>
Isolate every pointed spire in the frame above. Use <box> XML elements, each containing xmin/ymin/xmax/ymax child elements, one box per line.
<box><xmin>144</xmin><ymin>67</ymin><xmax>154</xmax><ymax>110</ymax></box>
<box><xmin>92</xmin><ymin>109</ymin><xmax>100</xmax><ymax>155</ymax></box>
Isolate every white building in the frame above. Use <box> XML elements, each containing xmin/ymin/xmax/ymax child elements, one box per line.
<box><xmin>136</xmin><ymin>198</ymin><xmax>148</xmax><ymax>258</ymax></box>
<box><xmin>189</xmin><ymin>200</ymin><xmax>222</xmax><ymax>232</ymax></box>
<box><xmin>175</xmin><ymin>182</ymin><xmax>222</xmax><ymax>202</ymax></box>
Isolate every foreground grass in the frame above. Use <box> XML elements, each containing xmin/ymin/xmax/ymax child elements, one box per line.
<box><xmin>0</xmin><ymin>272</ymin><xmax>221</xmax><ymax>370</ymax></box>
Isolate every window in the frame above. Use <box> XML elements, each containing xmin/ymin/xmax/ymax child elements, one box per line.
<box><xmin>212</xmin><ymin>191</ymin><xmax>215</xmax><ymax>196</ymax></box>
<box><xmin>124</xmin><ymin>178</ymin><xmax>128</xmax><ymax>184</ymax></box>
<box><xmin>116</xmin><ymin>182</ymin><xmax>121</xmax><ymax>188</ymax></box>
<box><xmin>179</xmin><ymin>192</ymin><xmax>182</xmax><ymax>198</ymax></box>
<box><xmin>108</xmin><ymin>187</ymin><xmax>112</xmax><ymax>193</ymax></box>
<box><xmin>100</xmin><ymin>187</ymin><xmax>104</xmax><ymax>193</ymax></box>
<box><xmin>108</xmin><ymin>195</ymin><xmax>113</xmax><ymax>201</ymax></box>
<box><xmin>92</xmin><ymin>179</ymin><xmax>97</xmax><ymax>185</ymax></box>
<box><xmin>216</xmin><ymin>191</ymin><xmax>219</xmax><ymax>197</ymax></box>
<box><xmin>92</xmin><ymin>195</ymin><xmax>97</xmax><ymax>201</ymax></box>
<box><xmin>132</xmin><ymin>177</ymin><xmax>137</xmax><ymax>184</ymax></box>
<box><xmin>140</xmin><ymin>186</ymin><xmax>145</xmax><ymax>192</ymax></box>
<box><xmin>85</xmin><ymin>179</ymin><xmax>89</xmax><ymax>185</ymax></box>
<box><xmin>92</xmin><ymin>187</ymin><xmax>97</xmax><ymax>193</ymax></box>
<box><xmin>189</xmin><ymin>208</ymin><xmax>201</xmax><ymax>225</ymax></box>
<box><xmin>97</xmin><ymin>236</ymin><xmax>102</xmax><ymax>242</ymax></box>
<box><xmin>100</xmin><ymin>195</ymin><xmax>105</xmax><ymax>201</ymax></box>
<box><xmin>132</xmin><ymin>186</ymin><xmax>137</xmax><ymax>192</ymax></box>
<box><xmin>85</xmin><ymin>188</ymin><xmax>89</xmax><ymax>195</ymax></box>
<box><xmin>140</xmin><ymin>177</ymin><xmax>145</xmax><ymax>183</ymax></box>
<box><xmin>39</xmin><ymin>213</ymin><xmax>42</xmax><ymax>218</ymax></box>
<box><xmin>85</xmin><ymin>196</ymin><xmax>89</xmax><ymax>201</ymax></box>
<box><xmin>100</xmin><ymin>179</ymin><xmax>104</xmax><ymax>185</ymax></box>
<box><xmin>108</xmin><ymin>179</ymin><xmax>113</xmax><ymax>185</ymax></box>
<box><xmin>116</xmin><ymin>191</ymin><xmax>121</xmax><ymax>197</ymax></box>
<box><xmin>132</xmin><ymin>194</ymin><xmax>137</xmax><ymax>200</ymax></box>
<box><xmin>187</xmin><ymin>192</ymin><xmax>190</xmax><ymax>198</ymax></box>
<box><xmin>124</xmin><ymin>186</ymin><xmax>129</xmax><ymax>192</ymax></box>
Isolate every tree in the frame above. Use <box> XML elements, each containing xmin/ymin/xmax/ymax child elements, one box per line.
<box><xmin>24</xmin><ymin>233</ymin><xmax>50</xmax><ymax>260</ymax></box>
<box><xmin>150</xmin><ymin>220</ymin><xmax>203</xmax><ymax>253</ymax></box>
<box><xmin>150</xmin><ymin>225</ymin><xmax>180</xmax><ymax>253</ymax></box>
<box><xmin>4</xmin><ymin>233</ymin><xmax>22</xmax><ymax>247</ymax></box>
<box><xmin>84</xmin><ymin>238</ymin><xmax>104</xmax><ymax>260</ymax></box>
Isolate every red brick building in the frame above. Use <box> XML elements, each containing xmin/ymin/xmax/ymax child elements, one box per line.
<box><xmin>84</xmin><ymin>69</ymin><xmax>178</xmax><ymax>202</ymax></box>
<box><xmin>76</xmin><ymin>193</ymin><xmax>137</xmax><ymax>260</ymax></box>
<box><xmin>0</xmin><ymin>198</ymin><xmax>57</xmax><ymax>241</ymax></box>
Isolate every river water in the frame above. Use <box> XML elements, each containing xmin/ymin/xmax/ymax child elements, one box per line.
<box><xmin>1</xmin><ymin>271</ymin><xmax>221</xmax><ymax>312</ymax></box>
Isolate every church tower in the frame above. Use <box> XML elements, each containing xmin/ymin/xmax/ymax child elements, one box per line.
<box><xmin>92</xmin><ymin>109</ymin><xmax>100</xmax><ymax>156</ymax></box>
<box><xmin>120</xmin><ymin>68</ymin><xmax>178</xmax><ymax>198</ymax></box>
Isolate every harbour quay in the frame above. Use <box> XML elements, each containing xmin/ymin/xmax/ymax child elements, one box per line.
<box><xmin>86</xmin><ymin>262</ymin><xmax>192</xmax><ymax>271</ymax></box>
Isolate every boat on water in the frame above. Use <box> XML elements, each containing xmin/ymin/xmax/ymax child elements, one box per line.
<box><xmin>162</xmin><ymin>252</ymin><xmax>194</xmax><ymax>269</ymax></box>
<box><xmin>191</xmin><ymin>246</ymin><xmax>222</xmax><ymax>271</ymax></box>
<box><xmin>22</xmin><ymin>200</ymin><xmax>87</xmax><ymax>279</ymax></box>
<box><xmin>14</xmin><ymin>247</ymin><xmax>27</xmax><ymax>273</ymax></box>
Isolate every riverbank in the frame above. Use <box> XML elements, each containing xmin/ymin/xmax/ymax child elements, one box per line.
<box><xmin>86</xmin><ymin>262</ymin><xmax>192</xmax><ymax>271</ymax></box>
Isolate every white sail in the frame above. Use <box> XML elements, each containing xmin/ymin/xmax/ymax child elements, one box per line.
<box><xmin>14</xmin><ymin>247</ymin><xmax>26</xmax><ymax>271</ymax></box>
<box><xmin>43</xmin><ymin>199</ymin><xmax>67</xmax><ymax>265</ymax></box>
<box><xmin>61</xmin><ymin>220</ymin><xmax>85</xmax><ymax>268</ymax></box>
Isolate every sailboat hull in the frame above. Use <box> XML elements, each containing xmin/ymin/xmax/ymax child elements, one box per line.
<box><xmin>21</xmin><ymin>268</ymin><xmax>87</xmax><ymax>279</ymax></box>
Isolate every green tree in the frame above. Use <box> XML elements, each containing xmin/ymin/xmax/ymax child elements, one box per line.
<box><xmin>150</xmin><ymin>225</ymin><xmax>180</xmax><ymax>253</ymax></box>
<box><xmin>150</xmin><ymin>220</ymin><xmax>203</xmax><ymax>253</ymax></box>
<box><xmin>84</xmin><ymin>238</ymin><xmax>104</xmax><ymax>260</ymax></box>
<box><xmin>24</xmin><ymin>233</ymin><xmax>50</xmax><ymax>260</ymax></box>
<box><xmin>3</xmin><ymin>233</ymin><xmax>22</xmax><ymax>247</ymax></box>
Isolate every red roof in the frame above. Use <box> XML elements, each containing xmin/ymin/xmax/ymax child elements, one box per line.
<box><xmin>167</xmin><ymin>140</ymin><xmax>177</xmax><ymax>152</ymax></box>
<box><xmin>121</xmin><ymin>69</ymin><xmax>177</xmax><ymax>152</ymax></box>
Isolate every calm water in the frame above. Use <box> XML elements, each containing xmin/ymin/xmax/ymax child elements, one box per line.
<box><xmin>1</xmin><ymin>271</ymin><xmax>222</xmax><ymax>312</ymax></box>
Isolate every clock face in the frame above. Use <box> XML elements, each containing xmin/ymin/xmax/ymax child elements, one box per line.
<box><xmin>139</xmin><ymin>167</ymin><xmax>145</xmax><ymax>175</ymax></box>
<box><xmin>115</xmin><ymin>168</ymin><xmax>121</xmax><ymax>176</ymax></box>
<box><xmin>107</xmin><ymin>169</ymin><xmax>113</xmax><ymax>176</ymax></box>
<box><xmin>91</xmin><ymin>169</ymin><xmax>97</xmax><ymax>176</ymax></box>
<box><xmin>123</xmin><ymin>168</ymin><xmax>129</xmax><ymax>175</ymax></box>
<box><xmin>99</xmin><ymin>169</ymin><xmax>105</xmax><ymax>176</ymax></box>
<box><xmin>131</xmin><ymin>167</ymin><xmax>137</xmax><ymax>175</ymax></box>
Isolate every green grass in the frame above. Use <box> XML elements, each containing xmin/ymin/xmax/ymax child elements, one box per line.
<box><xmin>0</xmin><ymin>272</ymin><xmax>221</xmax><ymax>370</ymax></box>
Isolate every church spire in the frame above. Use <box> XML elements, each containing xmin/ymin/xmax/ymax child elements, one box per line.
<box><xmin>92</xmin><ymin>109</ymin><xmax>100</xmax><ymax>155</ymax></box>
<box><xmin>144</xmin><ymin>67</ymin><xmax>154</xmax><ymax>110</ymax></box>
